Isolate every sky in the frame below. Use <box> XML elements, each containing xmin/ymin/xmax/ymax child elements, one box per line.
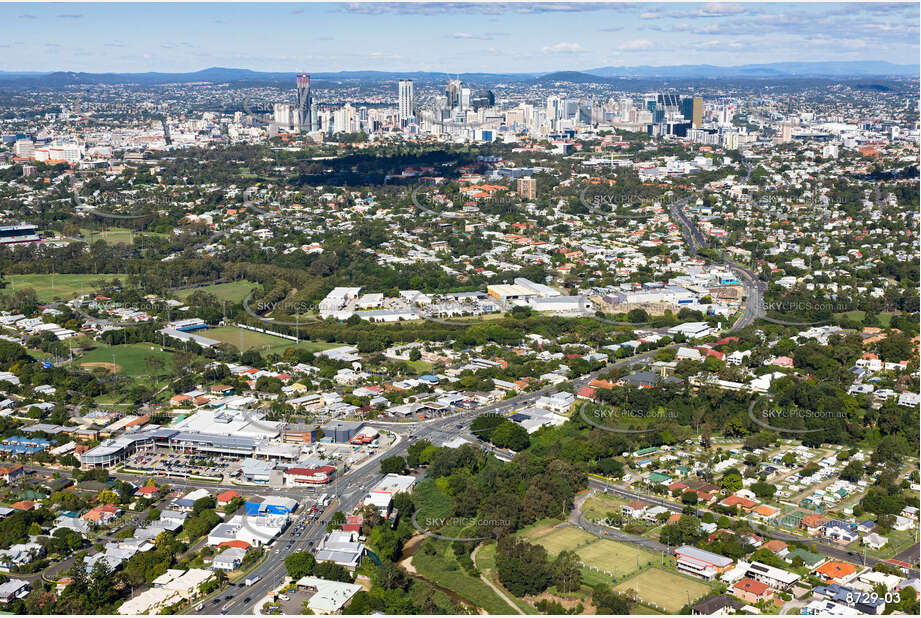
<box><xmin>1</xmin><ymin>2</ymin><xmax>919</xmax><ymax>74</ymax></box>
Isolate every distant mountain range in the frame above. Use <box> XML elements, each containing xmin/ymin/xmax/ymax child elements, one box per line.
<box><xmin>583</xmin><ymin>61</ymin><xmax>919</xmax><ymax>79</ymax></box>
<box><xmin>0</xmin><ymin>61</ymin><xmax>916</xmax><ymax>87</ymax></box>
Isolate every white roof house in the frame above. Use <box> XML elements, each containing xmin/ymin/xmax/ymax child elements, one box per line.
<box><xmin>296</xmin><ymin>576</ymin><xmax>362</xmax><ymax>613</ymax></box>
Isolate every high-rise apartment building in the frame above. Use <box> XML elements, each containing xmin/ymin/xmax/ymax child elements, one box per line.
<box><xmin>517</xmin><ymin>177</ymin><xmax>537</xmax><ymax>200</ymax></box>
<box><xmin>398</xmin><ymin>79</ymin><xmax>415</xmax><ymax>126</ymax></box>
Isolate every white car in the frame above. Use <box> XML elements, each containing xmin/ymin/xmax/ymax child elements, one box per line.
<box><xmin>278</xmin><ymin>595</ymin><xmax>290</xmax><ymax>602</ymax></box>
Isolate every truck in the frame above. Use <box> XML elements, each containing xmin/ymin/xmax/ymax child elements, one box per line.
<box><xmin>244</xmin><ymin>575</ymin><xmax>261</xmax><ymax>586</ymax></box>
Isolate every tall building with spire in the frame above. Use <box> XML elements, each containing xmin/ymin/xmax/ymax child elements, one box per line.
<box><xmin>296</xmin><ymin>73</ymin><xmax>312</xmax><ymax>131</ymax></box>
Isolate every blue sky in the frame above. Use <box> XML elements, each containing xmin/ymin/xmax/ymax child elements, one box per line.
<box><xmin>2</xmin><ymin>2</ymin><xmax>918</xmax><ymax>73</ymax></box>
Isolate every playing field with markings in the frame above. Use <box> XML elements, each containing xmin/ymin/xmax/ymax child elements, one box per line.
<box><xmin>614</xmin><ymin>568</ymin><xmax>712</xmax><ymax>613</ymax></box>
<box><xmin>523</xmin><ymin>524</ymin><xmax>658</xmax><ymax>577</ymax></box>
<box><xmin>525</xmin><ymin>525</ymin><xmax>595</xmax><ymax>553</ymax></box>
<box><xmin>575</xmin><ymin>538</ymin><xmax>657</xmax><ymax>574</ymax></box>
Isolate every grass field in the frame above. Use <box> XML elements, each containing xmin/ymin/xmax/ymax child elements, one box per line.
<box><xmin>79</xmin><ymin>227</ymin><xmax>165</xmax><ymax>245</ymax></box>
<box><xmin>6</xmin><ymin>273</ymin><xmax>128</xmax><ymax>302</ymax></box>
<box><xmin>614</xmin><ymin>569</ymin><xmax>712</xmax><ymax>613</ymax></box>
<box><xmin>834</xmin><ymin>311</ymin><xmax>898</xmax><ymax>327</ymax></box>
<box><xmin>528</xmin><ymin>526</ymin><xmax>596</xmax><ymax>554</ymax></box>
<box><xmin>581</xmin><ymin>493</ymin><xmax>631</xmax><ymax>523</ymax></box>
<box><xmin>576</xmin><ymin>539</ymin><xmax>657</xmax><ymax>576</ymax></box>
<box><xmin>524</xmin><ymin>523</ymin><xmax>659</xmax><ymax>582</ymax></box>
<box><xmin>176</xmin><ymin>281</ymin><xmax>260</xmax><ymax>303</ymax></box>
<box><xmin>203</xmin><ymin>325</ymin><xmax>336</xmax><ymax>356</ymax></box>
<box><xmin>76</xmin><ymin>343</ymin><xmax>175</xmax><ymax>378</ymax></box>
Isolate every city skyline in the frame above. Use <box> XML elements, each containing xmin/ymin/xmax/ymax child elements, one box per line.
<box><xmin>1</xmin><ymin>2</ymin><xmax>919</xmax><ymax>74</ymax></box>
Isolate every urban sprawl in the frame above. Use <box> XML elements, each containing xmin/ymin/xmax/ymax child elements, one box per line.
<box><xmin>0</xmin><ymin>67</ymin><xmax>917</xmax><ymax>617</ymax></box>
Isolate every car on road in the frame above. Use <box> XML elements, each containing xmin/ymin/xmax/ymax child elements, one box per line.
<box><xmin>243</xmin><ymin>597</ymin><xmax>251</xmax><ymax>603</ymax></box>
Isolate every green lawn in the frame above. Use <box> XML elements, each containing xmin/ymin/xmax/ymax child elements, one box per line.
<box><xmin>176</xmin><ymin>281</ymin><xmax>260</xmax><ymax>304</ymax></box>
<box><xmin>834</xmin><ymin>311</ymin><xmax>899</xmax><ymax>327</ymax></box>
<box><xmin>6</xmin><ymin>273</ymin><xmax>128</xmax><ymax>302</ymax></box>
<box><xmin>75</xmin><ymin>343</ymin><xmax>176</xmax><ymax>378</ymax></box>
<box><xmin>79</xmin><ymin>227</ymin><xmax>164</xmax><ymax>245</ymax></box>
<box><xmin>576</xmin><ymin>539</ymin><xmax>657</xmax><ymax>576</ymax></box>
<box><xmin>525</xmin><ymin>523</ymin><xmax>657</xmax><ymax>580</ymax></box>
<box><xmin>203</xmin><ymin>325</ymin><xmax>336</xmax><ymax>356</ymax></box>
<box><xmin>581</xmin><ymin>493</ymin><xmax>631</xmax><ymax>523</ymax></box>
<box><xmin>614</xmin><ymin>568</ymin><xmax>712</xmax><ymax>613</ymax></box>
<box><xmin>528</xmin><ymin>525</ymin><xmax>597</xmax><ymax>555</ymax></box>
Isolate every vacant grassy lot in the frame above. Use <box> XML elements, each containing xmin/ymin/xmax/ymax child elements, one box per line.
<box><xmin>581</xmin><ymin>493</ymin><xmax>631</xmax><ymax>523</ymax></box>
<box><xmin>614</xmin><ymin>568</ymin><xmax>712</xmax><ymax>613</ymax></box>
<box><xmin>176</xmin><ymin>280</ymin><xmax>260</xmax><ymax>303</ymax></box>
<box><xmin>6</xmin><ymin>273</ymin><xmax>127</xmax><ymax>302</ymax></box>
<box><xmin>77</xmin><ymin>343</ymin><xmax>175</xmax><ymax>377</ymax></box>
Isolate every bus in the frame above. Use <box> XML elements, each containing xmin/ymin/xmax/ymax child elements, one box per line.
<box><xmin>245</xmin><ymin>575</ymin><xmax>261</xmax><ymax>586</ymax></box>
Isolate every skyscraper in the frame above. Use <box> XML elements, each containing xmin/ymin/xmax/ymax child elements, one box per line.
<box><xmin>692</xmin><ymin>96</ymin><xmax>703</xmax><ymax>128</ymax></box>
<box><xmin>445</xmin><ymin>79</ymin><xmax>462</xmax><ymax>109</ymax></box>
<box><xmin>681</xmin><ymin>96</ymin><xmax>704</xmax><ymax>128</ymax></box>
<box><xmin>296</xmin><ymin>73</ymin><xmax>312</xmax><ymax>131</ymax></box>
<box><xmin>398</xmin><ymin>79</ymin><xmax>415</xmax><ymax>127</ymax></box>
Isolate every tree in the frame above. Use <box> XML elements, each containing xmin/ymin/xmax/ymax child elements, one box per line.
<box><xmin>313</xmin><ymin>561</ymin><xmax>351</xmax><ymax>583</ymax></box>
<box><xmin>380</xmin><ymin>456</ymin><xmax>407</xmax><ymax>475</ymax></box>
<box><xmin>750</xmin><ymin>481</ymin><xmax>776</xmax><ymax>500</ymax></box>
<box><xmin>495</xmin><ymin>537</ymin><xmax>551</xmax><ymax>597</ymax></box>
<box><xmin>551</xmin><ymin>550</ymin><xmax>582</xmax><ymax>593</ymax></box>
<box><xmin>489</xmin><ymin>421</ymin><xmax>529</xmax><ymax>451</ymax></box>
<box><xmin>284</xmin><ymin>552</ymin><xmax>316</xmax><ymax>580</ymax></box>
<box><xmin>408</xmin><ymin>348</ymin><xmax>421</xmax><ymax>362</ymax></box>
<box><xmin>720</xmin><ymin>468</ymin><xmax>743</xmax><ymax>492</ymax></box>
<box><xmin>840</xmin><ymin>460</ymin><xmax>864</xmax><ymax>482</ymax></box>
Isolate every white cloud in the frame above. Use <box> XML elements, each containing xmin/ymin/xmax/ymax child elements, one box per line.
<box><xmin>541</xmin><ymin>42</ymin><xmax>585</xmax><ymax>53</ymax></box>
<box><xmin>618</xmin><ymin>39</ymin><xmax>653</xmax><ymax>51</ymax></box>
<box><xmin>695</xmin><ymin>3</ymin><xmax>747</xmax><ymax>17</ymax></box>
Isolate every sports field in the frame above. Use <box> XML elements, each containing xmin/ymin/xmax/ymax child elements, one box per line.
<box><xmin>6</xmin><ymin>273</ymin><xmax>127</xmax><ymax>302</ymax></box>
<box><xmin>524</xmin><ymin>523</ymin><xmax>657</xmax><ymax>578</ymax></box>
<box><xmin>527</xmin><ymin>525</ymin><xmax>596</xmax><ymax>553</ymax></box>
<box><xmin>614</xmin><ymin>568</ymin><xmax>712</xmax><ymax>613</ymax></box>
<box><xmin>176</xmin><ymin>280</ymin><xmax>260</xmax><ymax>303</ymax></box>
<box><xmin>76</xmin><ymin>343</ymin><xmax>175</xmax><ymax>377</ymax></box>
<box><xmin>80</xmin><ymin>227</ymin><xmax>162</xmax><ymax>245</ymax></box>
<box><xmin>575</xmin><ymin>538</ymin><xmax>656</xmax><ymax>575</ymax></box>
<box><xmin>204</xmin><ymin>325</ymin><xmax>337</xmax><ymax>355</ymax></box>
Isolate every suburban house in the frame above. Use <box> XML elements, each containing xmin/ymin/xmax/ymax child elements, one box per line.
<box><xmin>82</xmin><ymin>504</ymin><xmax>122</xmax><ymax>526</ymax></box>
<box><xmin>732</xmin><ymin>578</ymin><xmax>773</xmax><ymax>604</ymax></box>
